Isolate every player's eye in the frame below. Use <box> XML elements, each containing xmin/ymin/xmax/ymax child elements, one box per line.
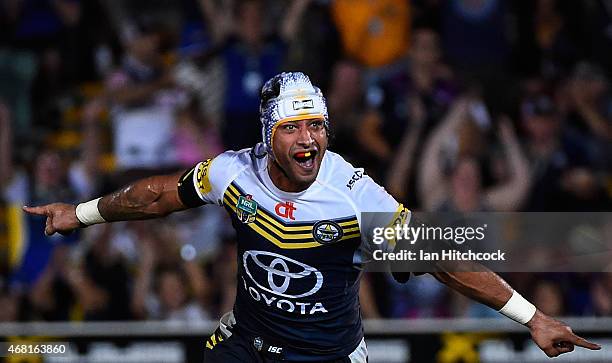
<box><xmin>310</xmin><ymin>120</ymin><xmax>323</xmax><ymax>129</ymax></box>
<box><xmin>283</xmin><ymin>124</ymin><xmax>297</xmax><ymax>131</ymax></box>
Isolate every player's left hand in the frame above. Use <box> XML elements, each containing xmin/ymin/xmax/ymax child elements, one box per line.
<box><xmin>527</xmin><ymin>310</ymin><xmax>601</xmax><ymax>357</ymax></box>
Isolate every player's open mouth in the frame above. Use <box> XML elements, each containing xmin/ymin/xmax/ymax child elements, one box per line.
<box><xmin>293</xmin><ymin>150</ymin><xmax>317</xmax><ymax>170</ymax></box>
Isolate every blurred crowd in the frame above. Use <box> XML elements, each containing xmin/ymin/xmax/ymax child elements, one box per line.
<box><xmin>0</xmin><ymin>0</ymin><xmax>611</xmax><ymax>323</ymax></box>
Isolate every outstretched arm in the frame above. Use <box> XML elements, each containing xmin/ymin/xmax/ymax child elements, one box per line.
<box><xmin>432</xmin><ymin>269</ymin><xmax>601</xmax><ymax>358</ymax></box>
<box><xmin>23</xmin><ymin>171</ymin><xmax>188</xmax><ymax>235</ymax></box>
<box><xmin>99</xmin><ymin>172</ymin><xmax>187</xmax><ymax>221</ymax></box>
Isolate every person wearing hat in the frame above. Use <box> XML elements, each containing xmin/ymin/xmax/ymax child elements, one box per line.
<box><xmin>24</xmin><ymin>72</ymin><xmax>600</xmax><ymax>361</ymax></box>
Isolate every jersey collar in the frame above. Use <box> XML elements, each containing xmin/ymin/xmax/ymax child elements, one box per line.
<box><xmin>260</xmin><ymin>153</ymin><xmax>327</xmax><ymax>199</ymax></box>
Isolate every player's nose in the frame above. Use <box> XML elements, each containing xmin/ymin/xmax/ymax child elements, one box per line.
<box><xmin>296</xmin><ymin>125</ymin><xmax>314</xmax><ymax>146</ymax></box>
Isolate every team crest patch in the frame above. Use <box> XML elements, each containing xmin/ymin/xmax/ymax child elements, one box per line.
<box><xmin>312</xmin><ymin>220</ymin><xmax>343</xmax><ymax>244</ymax></box>
<box><xmin>236</xmin><ymin>195</ymin><xmax>258</xmax><ymax>224</ymax></box>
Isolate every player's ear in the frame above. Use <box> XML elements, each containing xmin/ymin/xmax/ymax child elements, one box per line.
<box><xmin>325</xmin><ymin>124</ymin><xmax>334</xmax><ymax>146</ymax></box>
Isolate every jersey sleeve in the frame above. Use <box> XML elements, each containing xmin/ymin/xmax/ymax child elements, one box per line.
<box><xmin>350</xmin><ymin>174</ymin><xmax>412</xmax><ymax>259</ymax></box>
<box><xmin>177</xmin><ymin>151</ymin><xmax>244</xmax><ymax>207</ymax></box>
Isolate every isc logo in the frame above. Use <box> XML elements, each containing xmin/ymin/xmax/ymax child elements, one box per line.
<box><xmin>268</xmin><ymin>346</ymin><xmax>283</xmax><ymax>354</ymax></box>
<box><xmin>346</xmin><ymin>169</ymin><xmax>364</xmax><ymax>190</ymax></box>
<box><xmin>253</xmin><ymin>337</ymin><xmax>283</xmax><ymax>354</ymax></box>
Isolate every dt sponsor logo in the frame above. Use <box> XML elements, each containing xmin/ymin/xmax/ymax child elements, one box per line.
<box><xmin>275</xmin><ymin>201</ymin><xmax>296</xmax><ymax>220</ymax></box>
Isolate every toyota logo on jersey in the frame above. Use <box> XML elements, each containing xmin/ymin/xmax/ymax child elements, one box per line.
<box><xmin>243</xmin><ymin>250</ymin><xmax>323</xmax><ymax>298</ymax></box>
<box><xmin>241</xmin><ymin>250</ymin><xmax>328</xmax><ymax>315</ymax></box>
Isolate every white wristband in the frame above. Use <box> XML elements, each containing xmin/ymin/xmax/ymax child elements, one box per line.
<box><xmin>498</xmin><ymin>290</ymin><xmax>537</xmax><ymax>325</ymax></box>
<box><xmin>75</xmin><ymin>198</ymin><xmax>106</xmax><ymax>226</ymax></box>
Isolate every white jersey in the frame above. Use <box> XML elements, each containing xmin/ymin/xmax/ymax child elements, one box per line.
<box><xmin>182</xmin><ymin>144</ymin><xmax>409</xmax><ymax>360</ymax></box>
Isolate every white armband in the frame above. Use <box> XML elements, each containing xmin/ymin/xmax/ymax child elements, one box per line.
<box><xmin>498</xmin><ymin>290</ymin><xmax>537</xmax><ymax>324</ymax></box>
<box><xmin>75</xmin><ymin>198</ymin><xmax>106</xmax><ymax>226</ymax></box>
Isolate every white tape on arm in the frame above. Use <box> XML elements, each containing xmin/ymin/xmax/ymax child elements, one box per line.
<box><xmin>75</xmin><ymin>198</ymin><xmax>106</xmax><ymax>226</ymax></box>
<box><xmin>498</xmin><ymin>290</ymin><xmax>537</xmax><ymax>324</ymax></box>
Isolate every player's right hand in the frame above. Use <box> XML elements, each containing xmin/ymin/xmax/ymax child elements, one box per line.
<box><xmin>527</xmin><ymin>310</ymin><xmax>601</xmax><ymax>357</ymax></box>
<box><xmin>23</xmin><ymin>203</ymin><xmax>81</xmax><ymax>236</ymax></box>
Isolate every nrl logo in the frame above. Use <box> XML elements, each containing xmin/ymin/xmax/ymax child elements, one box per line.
<box><xmin>236</xmin><ymin>195</ymin><xmax>258</xmax><ymax>224</ymax></box>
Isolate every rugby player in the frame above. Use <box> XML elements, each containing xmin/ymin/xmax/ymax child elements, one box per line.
<box><xmin>25</xmin><ymin>72</ymin><xmax>600</xmax><ymax>362</ymax></box>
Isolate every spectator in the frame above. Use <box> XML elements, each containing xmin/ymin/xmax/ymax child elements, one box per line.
<box><xmin>28</xmin><ymin>227</ymin><xmax>130</xmax><ymax>321</ymax></box>
<box><xmin>208</xmin><ymin>238</ymin><xmax>238</xmax><ymax>317</ymax></box>
<box><xmin>383</xmin><ymin>274</ymin><xmax>449</xmax><ymax>318</ymax></box>
<box><xmin>76</xmin><ymin>224</ymin><xmax>132</xmax><ymax>320</ymax></box>
<box><xmin>531</xmin><ymin>279</ymin><xmax>565</xmax><ymax>317</ymax></box>
<box><xmin>582</xmin><ymin>0</ymin><xmax>612</xmax><ymax>72</ymax></box>
<box><xmin>449</xmin><ymin>290</ymin><xmax>499</xmax><ymax>318</ymax></box>
<box><xmin>172</xmin><ymin>97</ymin><xmax>223</xmax><ymax>168</ymax></box>
<box><xmin>0</xmin><ymin>292</ymin><xmax>19</xmax><ymax>322</ymax></box>
<box><xmin>199</xmin><ymin>0</ymin><xmax>311</xmax><ymax>150</ymax></box>
<box><xmin>417</xmin><ymin>98</ymin><xmax>531</xmax><ymax>212</ymax></box>
<box><xmin>0</xmin><ymin>0</ymin><xmax>85</xmax><ymax>136</ymax></box>
<box><xmin>0</xmin><ymin>274</ymin><xmax>19</xmax><ymax>322</ymax></box>
<box><xmin>1</xmin><ymin>0</ymin><xmax>81</xmax><ymax>50</ymax></box>
<box><xmin>441</xmin><ymin>0</ymin><xmax>510</xmax><ymax>71</ymax></box>
<box><xmin>513</xmin><ymin>0</ymin><xmax>583</xmax><ymax>79</ymax></box>
<box><xmin>284</xmin><ymin>0</ymin><xmax>341</xmax><ymax>91</ymax></box>
<box><xmin>439</xmin><ymin>0</ymin><xmax>516</xmax><ymax>115</ymax></box>
<box><xmin>1</xmin><ymin>100</ymin><xmax>83</xmax><ymax>293</ymax></box>
<box><xmin>331</xmin><ymin>0</ymin><xmax>411</xmax><ymax>68</ymax></box>
<box><xmin>156</xmin><ymin>268</ymin><xmax>209</xmax><ymax>321</ymax></box>
<box><xmin>562</xmin><ymin>62</ymin><xmax>612</xmax><ymax>143</ymax></box>
<box><xmin>27</xmin><ymin>245</ymin><xmax>76</xmax><ymax>320</ymax></box>
<box><xmin>131</xmin><ymin>221</ymin><xmax>211</xmax><ymax>321</ymax></box>
<box><xmin>590</xmin><ymin>273</ymin><xmax>612</xmax><ymax>316</ymax></box>
<box><xmin>105</xmin><ymin>17</ymin><xmax>181</xmax><ymax>180</ymax></box>
<box><xmin>325</xmin><ymin>60</ymin><xmax>367</xmax><ymax>163</ymax></box>
<box><xmin>359</xmin><ymin>27</ymin><xmax>457</xmax><ymax>194</ymax></box>
<box><xmin>521</xmin><ymin>94</ymin><xmax>608</xmax><ymax>211</ymax></box>
<box><xmin>0</xmin><ymin>98</ymin><xmax>105</xmax><ymax>320</ymax></box>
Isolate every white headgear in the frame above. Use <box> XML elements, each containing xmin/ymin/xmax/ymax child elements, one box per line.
<box><xmin>259</xmin><ymin>72</ymin><xmax>329</xmax><ymax>154</ymax></box>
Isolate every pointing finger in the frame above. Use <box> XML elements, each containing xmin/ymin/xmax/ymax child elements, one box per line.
<box><xmin>569</xmin><ymin>334</ymin><xmax>601</xmax><ymax>350</ymax></box>
<box><xmin>23</xmin><ymin>205</ymin><xmax>48</xmax><ymax>216</ymax></box>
